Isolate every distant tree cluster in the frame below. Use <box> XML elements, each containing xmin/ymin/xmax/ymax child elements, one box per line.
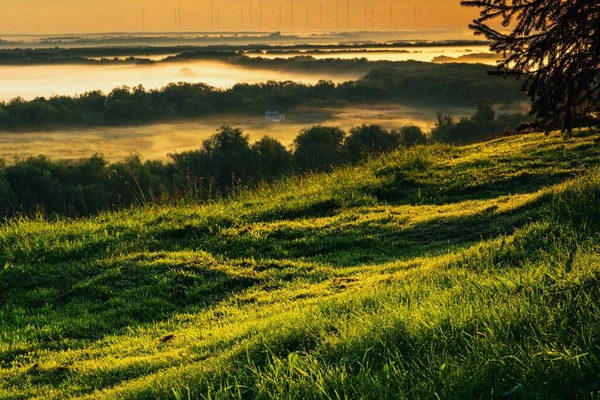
<box><xmin>0</xmin><ymin>123</ymin><xmax>426</xmax><ymax>217</ymax></box>
<box><xmin>431</xmin><ymin>105</ymin><xmax>529</xmax><ymax>144</ymax></box>
<box><xmin>0</xmin><ymin>63</ymin><xmax>526</xmax><ymax>131</ymax></box>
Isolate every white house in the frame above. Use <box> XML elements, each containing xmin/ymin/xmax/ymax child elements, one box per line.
<box><xmin>264</xmin><ymin>111</ymin><xmax>286</xmax><ymax>123</ymax></box>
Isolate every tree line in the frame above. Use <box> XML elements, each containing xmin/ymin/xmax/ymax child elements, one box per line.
<box><xmin>0</xmin><ymin>63</ymin><xmax>526</xmax><ymax>131</ymax></box>
<box><xmin>0</xmin><ymin>107</ymin><xmax>525</xmax><ymax>218</ymax></box>
<box><xmin>0</xmin><ymin>42</ymin><xmax>491</xmax><ymax>64</ymax></box>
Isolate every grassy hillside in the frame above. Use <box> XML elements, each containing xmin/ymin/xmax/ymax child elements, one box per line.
<box><xmin>1</xmin><ymin>129</ymin><xmax>600</xmax><ymax>399</ymax></box>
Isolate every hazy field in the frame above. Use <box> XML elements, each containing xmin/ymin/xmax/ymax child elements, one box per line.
<box><xmin>0</xmin><ymin>105</ymin><xmax>474</xmax><ymax>162</ymax></box>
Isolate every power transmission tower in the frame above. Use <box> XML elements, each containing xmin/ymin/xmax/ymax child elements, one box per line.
<box><xmin>306</xmin><ymin>6</ymin><xmax>309</xmax><ymax>30</ymax></box>
<box><xmin>414</xmin><ymin>5</ymin><xmax>417</xmax><ymax>30</ymax></box>
<box><xmin>347</xmin><ymin>0</ymin><xmax>350</xmax><ymax>30</ymax></box>
<box><xmin>371</xmin><ymin>6</ymin><xmax>374</xmax><ymax>30</ymax></box>
<box><xmin>321</xmin><ymin>3</ymin><xmax>323</xmax><ymax>31</ymax></box>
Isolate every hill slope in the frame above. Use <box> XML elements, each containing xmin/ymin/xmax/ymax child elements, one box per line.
<box><xmin>1</xmin><ymin>130</ymin><xmax>600</xmax><ymax>399</ymax></box>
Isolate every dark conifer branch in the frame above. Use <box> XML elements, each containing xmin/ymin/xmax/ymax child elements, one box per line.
<box><xmin>462</xmin><ymin>0</ymin><xmax>600</xmax><ymax>133</ymax></box>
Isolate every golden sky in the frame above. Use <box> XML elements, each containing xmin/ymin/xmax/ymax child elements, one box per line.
<box><xmin>0</xmin><ymin>0</ymin><xmax>477</xmax><ymax>34</ymax></box>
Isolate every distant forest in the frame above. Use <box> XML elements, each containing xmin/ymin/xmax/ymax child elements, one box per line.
<box><xmin>0</xmin><ymin>59</ymin><xmax>525</xmax><ymax>131</ymax></box>
<box><xmin>0</xmin><ymin>107</ymin><xmax>527</xmax><ymax>218</ymax></box>
<box><xmin>0</xmin><ymin>41</ymin><xmax>492</xmax><ymax>63</ymax></box>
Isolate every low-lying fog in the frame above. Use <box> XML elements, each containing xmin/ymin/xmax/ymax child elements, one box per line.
<box><xmin>0</xmin><ymin>105</ymin><xmax>475</xmax><ymax>163</ymax></box>
<box><xmin>248</xmin><ymin>45</ymin><xmax>495</xmax><ymax>64</ymax></box>
<box><xmin>0</xmin><ymin>61</ymin><xmax>363</xmax><ymax>102</ymax></box>
<box><xmin>0</xmin><ymin>44</ymin><xmax>495</xmax><ymax>101</ymax></box>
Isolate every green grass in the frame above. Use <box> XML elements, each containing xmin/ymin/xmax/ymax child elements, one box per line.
<box><xmin>1</xmin><ymin>129</ymin><xmax>600</xmax><ymax>399</ymax></box>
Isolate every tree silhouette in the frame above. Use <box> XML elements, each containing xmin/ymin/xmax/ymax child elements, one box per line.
<box><xmin>461</xmin><ymin>0</ymin><xmax>600</xmax><ymax>134</ymax></box>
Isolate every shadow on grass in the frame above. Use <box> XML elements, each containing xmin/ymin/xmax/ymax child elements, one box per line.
<box><xmin>0</xmin><ymin>188</ymin><xmax>547</xmax><ymax>373</ymax></box>
<box><xmin>0</xmin><ymin>252</ymin><xmax>258</xmax><ymax>350</ymax></box>
<box><xmin>372</xmin><ymin>134</ymin><xmax>600</xmax><ymax>206</ymax></box>
<box><xmin>1</xmin><ymin>183</ymin><xmax>548</xmax><ymax>279</ymax></box>
<box><xmin>150</xmin><ymin>191</ymin><xmax>547</xmax><ymax>268</ymax></box>
<box><xmin>372</xmin><ymin>167</ymin><xmax>576</xmax><ymax>206</ymax></box>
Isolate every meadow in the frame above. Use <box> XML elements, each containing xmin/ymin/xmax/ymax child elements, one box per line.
<box><xmin>1</xmin><ymin>128</ymin><xmax>600</xmax><ymax>398</ymax></box>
